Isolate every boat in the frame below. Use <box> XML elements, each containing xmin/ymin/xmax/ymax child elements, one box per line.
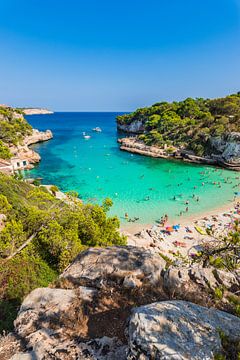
<box><xmin>83</xmin><ymin>135</ymin><xmax>91</xmax><ymax>140</ymax></box>
<box><xmin>194</xmin><ymin>226</ymin><xmax>207</xmax><ymax>235</ymax></box>
<box><xmin>92</xmin><ymin>127</ymin><xmax>102</xmax><ymax>132</ymax></box>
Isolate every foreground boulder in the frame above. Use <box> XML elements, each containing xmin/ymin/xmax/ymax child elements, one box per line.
<box><xmin>61</xmin><ymin>246</ymin><xmax>166</xmax><ymax>290</ymax></box>
<box><xmin>127</xmin><ymin>300</ymin><xmax>240</xmax><ymax>360</ymax></box>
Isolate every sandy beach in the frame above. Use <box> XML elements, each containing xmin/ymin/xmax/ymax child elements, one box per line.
<box><xmin>121</xmin><ymin>199</ymin><xmax>240</xmax><ymax>259</ymax></box>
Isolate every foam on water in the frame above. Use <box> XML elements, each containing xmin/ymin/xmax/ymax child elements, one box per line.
<box><xmin>25</xmin><ymin>112</ymin><xmax>240</xmax><ymax>226</ymax></box>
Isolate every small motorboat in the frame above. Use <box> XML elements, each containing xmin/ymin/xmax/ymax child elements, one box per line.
<box><xmin>83</xmin><ymin>135</ymin><xmax>91</xmax><ymax>140</ymax></box>
<box><xmin>92</xmin><ymin>127</ymin><xmax>102</xmax><ymax>132</ymax></box>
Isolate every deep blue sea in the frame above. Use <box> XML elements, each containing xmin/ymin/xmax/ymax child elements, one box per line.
<box><xmin>25</xmin><ymin>112</ymin><xmax>240</xmax><ymax>227</ymax></box>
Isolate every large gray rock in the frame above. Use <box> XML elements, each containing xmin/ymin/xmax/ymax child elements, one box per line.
<box><xmin>14</xmin><ymin>287</ymin><xmax>96</xmax><ymax>338</ymax></box>
<box><xmin>61</xmin><ymin>246</ymin><xmax>166</xmax><ymax>290</ymax></box>
<box><xmin>127</xmin><ymin>300</ymin><xmax>240</xmax><ymax>360</ymax></box>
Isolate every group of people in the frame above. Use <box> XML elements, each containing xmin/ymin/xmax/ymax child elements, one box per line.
<box><xmin>159</xmin><ymin>214</ymin><xmax>169</xmax><ymax>226</ymax></box>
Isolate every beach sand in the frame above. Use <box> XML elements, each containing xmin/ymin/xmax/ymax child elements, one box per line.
<box><xmin>121</xmin><ymin>199</ymin><xmax>240</xmax><ymax>259</ymax></box>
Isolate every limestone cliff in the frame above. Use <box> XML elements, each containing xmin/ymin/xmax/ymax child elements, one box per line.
<box><xmin>9</xmin><ymin>129</ymin><xmax>53</xmax><ymax>167</ymax></box>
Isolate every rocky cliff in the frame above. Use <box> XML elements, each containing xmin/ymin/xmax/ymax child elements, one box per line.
<box><xmin>117</xmin><ymin>119</ymin><xmax>145</xmax><ymax>134</ymax></box>
<box><xmin>2</xmin><ymin>246</ymin><xmax>240</xmax><ymax>360</ymax></box>
<box><xmin>9</xmin><ymin>129</ymin><xmax>53</xmax><ymax>166</ymax></box>
<box><xmin>22</xmin><ymin>108</ymin><xmax>54</xmax><ymax>115</ymax></box>
<box><xmin>118</xmin><ymin>136</ymin><xmax>240</xmax><ymax>170</ymax></box>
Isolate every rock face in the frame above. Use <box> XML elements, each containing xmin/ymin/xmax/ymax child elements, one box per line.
<box><xmin>9</xmin><ymin>129</ymin><xmax>53</xmax><ymax>166</ymax></box>
<box><xmin>127</xmin><ymin>300</ymin><xmax>240</xmax><ymax>360</ymax></box>
<box><xmin>7</xmin><ymin>246</ymin><xmax>240</xmax><ymax>359</ymax></box>
<box><xmin>117</xmin><ymin>120</ymin><xmax>145</xmax><ymax>134</ymax></box>
<box><xmin>24</xmin><ymin>129</ymin><xmax>53</xmax><ymax>146</ymax></box>
<box><xmin>210</xmin><ymin>132</ymin><xmax>240</xmax><ymax>165</ymax></box>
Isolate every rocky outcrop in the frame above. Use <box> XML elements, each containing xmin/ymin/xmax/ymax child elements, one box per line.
<box><xmin>210</xmin><ymin>132</ymin><xmax>240</xmax><ymax>166</ymax></box>
<box><xmin>24</xmin><ymin>129</ymin><xmax>53</xmax><ymax>146</ymax></box>
<box><xmin>6</xmin><ymin>246</ymin><xmax>240</xmax><ymax>359</ymax></box>
<box><xmin>127</xmin><ymin>300</ymin><xmax>240</xmax><ymax>360</ymax></box>
<box><xmin>118</xmin><ymin>137</ymin><xmax>171</xmax><ymax>158</ymax></box>
<box><xmin>9</xmin><ymin>129</ymin><xmax>53</xmax><ymax>167</ymax></box>
<box><xmin>22</xmin><ymin>108</ymin><xmax>54</xmax><ymax>115</ymax></box>
<box><xmin>117</xmin><ymin>120</ymin><xmax>145</xmax><ymax>134</ymax></box>
<box><xmin>163</xmin><ymin>265</ymin><xmax>240</xmax><ymax>307</ymax></box>
<box><xmin>61</xmin><ymin>246</ymin><xmax>166</xmax><ymax>289</ymax></box>
<box><xmin>118</xmin><ymin>137</ymin><xmax>240</xmax><ymax>170</ymax></box>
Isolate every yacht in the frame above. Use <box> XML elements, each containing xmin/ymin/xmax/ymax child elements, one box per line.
<box><xmin>92</xmin><ymin>127</ymin><xmax>102</xmax><ymax>132</ymax></box>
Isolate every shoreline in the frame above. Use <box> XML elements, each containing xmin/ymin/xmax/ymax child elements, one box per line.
<box><xmin>120</xmin><ymin>199</ymin><xmax>236</xmax><ymax>234</ymax></box>
<box><xmin>22</xmin><ymin>108</ymin><xmax>54</xmax><ymax>115</ymax></box>
<box><xmin>121</xmin><ymin>199</ymin><xmax>240</xmax><ymax>259</ymax></box>
<box><xmin>118</xmin><ymin>137</ymin><xmax>240</xmax><ymax>171</ymax></box>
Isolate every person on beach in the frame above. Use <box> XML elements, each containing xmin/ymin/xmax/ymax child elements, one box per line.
<box><xmin>125</xmin><ymin>212</ymin><xmax>128</xmax><ymax>219</ymax></box>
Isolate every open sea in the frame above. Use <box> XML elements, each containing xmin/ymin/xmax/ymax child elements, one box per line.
<box><xmin>25</xmin><ymin>112</ymin><xmax>240</xmax><ymax>226</ymax></box>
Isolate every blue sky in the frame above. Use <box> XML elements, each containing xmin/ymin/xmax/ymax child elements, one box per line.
<box><xmin>0</xmin><ymin>0</ymin><xmax>240</xmax><ymax>111</ymax></box>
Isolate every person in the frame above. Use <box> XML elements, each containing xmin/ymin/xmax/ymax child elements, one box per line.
<box><xmin>125</xmin><ymin>212</ymin><xmax>128</xmax><ymax>219</ymax></box>
<box><xmin>186</xmin><ymin>207</ymin><xmax>189</xmax><ymax>212</ymax></box>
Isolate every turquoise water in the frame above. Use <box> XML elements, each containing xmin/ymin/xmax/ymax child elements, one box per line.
<box><xmin>25</xmin><ymin>112</ymin><xmax>240</xmax><ymax>226</ymax></box>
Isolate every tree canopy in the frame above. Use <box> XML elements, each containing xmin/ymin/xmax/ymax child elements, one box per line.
<box><xmin>117</xmin><ymin>93</ymin><xmax>240</xmax><ymax>156</ymax></box>
<box><xmin>0</xmin><ymin>174</ymin><xmax>126</xmax><ymax>332</ymax></box>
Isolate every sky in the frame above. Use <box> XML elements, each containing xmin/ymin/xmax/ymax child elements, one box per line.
<box><xmin>0</xmin><ymin>0</ymin><xmax>240</xmax><ymax>111</ymax></box>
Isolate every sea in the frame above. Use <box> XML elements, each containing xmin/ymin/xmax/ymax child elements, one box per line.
<box><xmin>25</xmin><ymin>112</ymin><xmax>240</xmax><ymax>227</ymax></box>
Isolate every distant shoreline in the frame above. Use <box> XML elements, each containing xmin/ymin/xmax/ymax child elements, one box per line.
<box><xmin>22</xmin><ymin>108</ymin><xmax>54</xmax><ymax>115</ymax></box>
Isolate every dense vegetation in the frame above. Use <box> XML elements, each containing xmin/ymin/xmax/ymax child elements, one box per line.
<box><xmin>0</xmin><ymin>174</ymin><xmax>126</xmax><ymax>332</ymax></box>
<box><xmin>117</xmin><ymin>93</ymin><xmax>240</xmax><ymax>156</ymax></box>
<box><xmin>0</xmin><ymin>106</ymin><xmax>32</xmax><ymax>150</ymax></box>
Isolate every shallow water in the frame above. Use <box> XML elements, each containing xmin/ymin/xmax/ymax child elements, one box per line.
<box><xmin>25</xmin><ymin>112</ymin><xmax>240</xmax><ymax>226</ymax></box>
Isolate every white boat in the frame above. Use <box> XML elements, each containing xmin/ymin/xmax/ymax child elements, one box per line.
<box><xmin>83</xmin><ymin>135</ymin><xmax>91</xmax><ymax>140</ymax></box>
<box><xmin>92</xmin><ymin>127</ymin><xmax>102</xmax><ymax>132</ymax></box>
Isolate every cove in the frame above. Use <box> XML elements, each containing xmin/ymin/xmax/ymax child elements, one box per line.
<box><xmin>25</xmin><ymin>112</ymin><xmax>240</xmax><ymax>226</ymax></box>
